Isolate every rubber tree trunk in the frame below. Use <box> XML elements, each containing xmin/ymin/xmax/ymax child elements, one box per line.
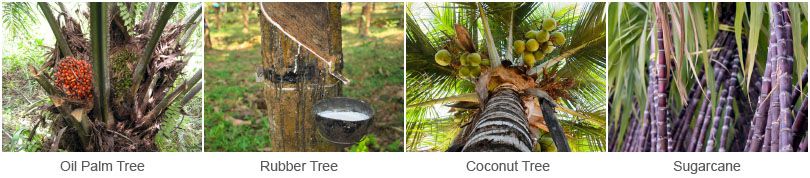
<box><xmin>461</xmin><ymin>88</ymin><xmax>535</xmax><ymax>152</ymax></box>
<box><xmin>259</xmin><ymin>3</ymin><xmax>343</xmax><ymax>151</ymax></box>
<box><xmin>241</xmin><ymin>3</ymin><xmax>250</xmax><ymax>33</ymax></box>
<box><xmin>359</xmin><ymin>3</ymin><xmax>372</xmax><ymax>37</ymax></box>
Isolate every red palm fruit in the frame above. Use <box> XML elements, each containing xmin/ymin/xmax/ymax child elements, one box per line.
<box><xmin>54</xmin><ymin>56</ymin><xmax>94</xmax><ymax>101</ymax></box>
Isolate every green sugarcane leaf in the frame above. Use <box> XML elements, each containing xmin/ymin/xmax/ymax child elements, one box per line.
<box><xmin>745</xmin><ymin>3</ymin><xmax>763</xmax><ymax>99</ymax></box>
<box><xmin>690</xmin><ymin>3</ymin><xmax>716</xmax><ymax>111</ymax></box>
<box><xmin>789</xmin><ymin>3</ymin><xmax>807</xmax><ymax>77</ymax></box>
<box><xmin>734</xmin><ymin>2</ymin><xmax>745</xmax><ymax>78</ymax></box>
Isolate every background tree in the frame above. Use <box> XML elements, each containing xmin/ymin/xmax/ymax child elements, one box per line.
<box><xmin>358</xmin><ymin>3</ymin><xmax>373</xmax><ymax>37</ymax></box>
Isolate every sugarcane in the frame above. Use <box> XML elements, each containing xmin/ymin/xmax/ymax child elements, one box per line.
<box><xmin>706</xmin><ymin>82</ymin><xmax>730</xmax><ymax>152</ymax></box>
<box><xmin>746</xmin><ymin>10</ymin><xmax>779</xmax><ymax>151</ymax></box>
<box><xmin>718</xmin><ymin>55</ymin><xmax>741</xmax><ymax>152</ymax></box>
<box><xmin>791</xmin><ymin>97</ymin><xmax>806</xmax><ymax>143</ymax></box>
<box><xmin>647</xmin><ymin>62</ymin><xmax>659</xmax><ymax>151</ymax></box>
<box><xmin>772</xmin><ymin>2</ymin><xmax>796</xmax><ymax>152</ymax></box>
<box><xmin>694</xmin><ymin>45</ymin><xmax>734</xmax><ymax>152</ymax></box>
<box><xmin>789</xmin><ymin>70</ymin><xmax>807</xmax><ymax>108</ymax></box>
<box><xmin>673</xmin><ymin>73</ymin><xmax>703</xmax><ymax>151</ymax></box>
<box><xmin>653</xmin><ymin>3</ymin><xmax>670</xmax><ymax>151</ymax></box>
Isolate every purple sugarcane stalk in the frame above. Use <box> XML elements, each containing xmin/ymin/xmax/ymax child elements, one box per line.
<box><xmin>706</xmin><ymin>84</ymin><xmax>730</xmax><ymax>152</ymax></box>
<box><xmin>792</xmin><ymin>95</ymin><xmax>807</xmax><ymax>133</ymax></box>
<box><xmin>746</xmin><ymin>11</ymin><xmax>779</xmax><ymax>152</ymax></box>
<box><xmin>719</xmin><ymin>55</ymin><xmax>741</xmax><ymax>152</ymax></box>
<box><xmin>647</xmin><ymin>62</ymin><xmax>659</xmax><ymax>151</ymax></box>
<box><xmin>768</xmin><ymin>83</ymin><xmax>781</xmax><ymax>152</ymax></box>
<box><xmin>701</xmin><ymin>44</ymin><xmax>735</xmax><ymax>152</ymax></box>
<box><xmin>623</xmin><ymin>115</ymin><xmax>638</xmax><ymax>151</ymax></box>
<box><xmin>762</xmin><ymin>125</ymin><xmax>771</xmax><ymax>152</ymax></box>
<box><xmin>772</xmin><ymin>2</ymin><xmax>795</xmax><ymax>152</ymax></box>
<box><xmin>674</xmin><ymin>72</ymin><xmax>704</xmax><ymax>151</ymax></box>
<box><xmin>654</xmin><ymin>7</ymin><xmax>670</xmax><ymax>152</ymax></box>
<box><xmin>789</xmin><ymin>70</ymin><xmax>807</xmax><ymax>108</ymax></box>
<box><xmin>689</xmin><ymin>99</ymin><xmax>710</xmax><ymax>152</ymax></box>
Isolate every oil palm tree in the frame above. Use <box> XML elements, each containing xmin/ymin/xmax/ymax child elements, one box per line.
<box><xmin>28</xmin><ymin>2</ymin><xmax>202</xmax><ymax>151</ymax></box>
<box><xmin>608</xmin><ymin>2</ymin><xmax>807</xmax><ymax>152</ymax></box>
<box><xmin>406</xmin><ymin>2</ymin><xmax>606</xmax><ymax>152</ymax></box>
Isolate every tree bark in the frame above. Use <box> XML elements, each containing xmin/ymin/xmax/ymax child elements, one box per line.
<box><xmin>461</xmin><ymin>88</ymin><xmax>535</xmax><ymax>152</ymax></box>
<box><xmin>260</xmin><ymin>2</ymin><xmax>344</xmax><ymax>152</ymax></box>
<box><xmin>359</xmin><ymin>3</ymin><xmax>372</xmax><ymax>37</ymax></box>
<box><xmin>204</xmin><ymin>18</ymin><xmax>212</xmax><ymax>49</ymax></box>
<box><xmin>241</xmin><ymin>3</ymin><xmax>250</xmax><ymax>33</ymax></box>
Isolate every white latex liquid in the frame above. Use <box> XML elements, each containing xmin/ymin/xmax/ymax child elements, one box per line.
<box><xmin>318</xmin><ymin>111</ymin><xmax>369</xmax><ymax>121</ymax></box>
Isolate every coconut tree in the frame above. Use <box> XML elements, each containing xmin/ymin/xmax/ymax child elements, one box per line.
<box><xmin>608</xmin><ymin>2</ymin><xmax>807</xmax><ymax>152</ymax></box>
<box><xmin>28</xmin><ymin>2</ymin><xmax>203</xmax><ymax>151</ymax></box>
<box><xmin>406</xmin><ymin>2</ymin><xmax>606</xmax><ymax>152</ymax></box>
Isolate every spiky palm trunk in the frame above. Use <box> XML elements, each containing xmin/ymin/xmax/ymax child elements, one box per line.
<box><xmin>32</xmin><ymin>2</ymin><xmax>202</xmax><ymax>151</ymax></box>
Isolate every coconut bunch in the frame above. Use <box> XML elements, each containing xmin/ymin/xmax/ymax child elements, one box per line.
<box><xmin>433</xmin><ymin>17</ymin><xmax>567</xmax><ymax>80</ymax></box>
<box><xmin>434</xmin><ymin>50</ymin><xmax>487</xmax><ymax>78</ymax></box>
<box><xmin>513</xmin><ymin>17</ymin><xmax>566</xmax><ymax>67</ymax></box>
<box><xmin>432</xmin><ymin>24</ymin><xmax>491</xmax><ymax>79</ymax></box>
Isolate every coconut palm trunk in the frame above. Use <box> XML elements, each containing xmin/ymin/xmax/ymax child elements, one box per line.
<box><xmin>259</xmin><ymin>2</ymin><xmax>344</xmax><ymax>151</ymax></box>
<box><xmin>460</xmin><ymin>88</ymin><xmax>535</xmax><ymax>152</ymax></box>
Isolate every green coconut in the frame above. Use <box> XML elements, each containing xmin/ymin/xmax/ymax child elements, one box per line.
<box><xmin>526</xmin><ymin>39</ymin><xmax>540</xmax><ymax>52</ymax></box>
<box><xmin>514</xmin><ymin>40</ymin><xmax>526</xmax><ymax>53</ymax></box>
<box><xmin>523</xmin><ymin>51</ymin><xmax>535</xmax><ymax>67</ymax></box>
<box><xmin>542</xmin><ymin>17</ymin><xmax>557</xmax><ymax>31</ymax></box>
<box><xmin>536</xmin><ymin>29</ymin><xmax>550</xmax><ymax>43</ymax></box>
<box><xmin>551</xmin><ymin>31</ymin><xmax>566</xmax><ymax>45</ymax></box>
<box><xmin>543</xmin><ymin>44</ymin><xmax>556</xmax><ymax>54</ymax></box>
<box><xmin>467</xmin><ymin>53</ymin><xmax>481</xmax><ymax>66</ymax></box>
<box><xmin>468</xmin><ymin>66</ymin><xmax>481</xmax><ymax>77</ymax></box>
<box><xmin>459</xmin><ymin>53</ymin><xmax>469</xmax><ymax>66</ymax></box>
<box><xmin>434</xmin><ymin>49</ymin><xmax>452</xmax><ymax>66</ymax></box>
<box><xmin>533</xmin><ymin>51</ymin><xmax>546</xmax><ymax>62</ymax></box>
<box><xmin>525</xmin><ymin>30</ymin><xmax>539</xmax><ymax>39</ymax></box>
<box><xmin>458</xmin><ymin>66</ymin><xmax>470</xmax><ymax>77</ymax></box>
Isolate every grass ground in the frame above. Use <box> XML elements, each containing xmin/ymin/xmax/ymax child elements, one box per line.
<box><xmin>203</xmin><ymin>2</ymin><xmax>404</xmax><ymax>152</ymax></box>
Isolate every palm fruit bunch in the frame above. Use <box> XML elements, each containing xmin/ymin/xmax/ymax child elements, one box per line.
<box><xmin>110</xmin><ymin>49</ymin><xmax>135</xmax><ymax>99</ymax></box>
<box><xmin>434</xmin><ymin>49</ymin><xmax>487</xmax><ymax>78</ymax></box>
<box><xmin>54</xmin><ymin>56</ymin><xmax>94</xmax><ymax>101</ymax></box>
<box><xmin>513</xmin><ymin>17</ymin><xmax>566</xmax><ymax>67</ymax></box>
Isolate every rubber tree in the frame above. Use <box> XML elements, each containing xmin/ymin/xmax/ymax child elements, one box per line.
<box><xmin>259</xmin><ymin>2</ymin><xmax>345</xmax><ymax>151</ymax></box>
